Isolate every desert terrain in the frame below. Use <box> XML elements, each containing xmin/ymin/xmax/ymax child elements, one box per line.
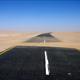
<box><xmin>0</xmin><ymin>32</ymin><xmax>80</xmax><ymax>80</ymax></box>
<box><xmin>0</xmin><ymin>31</ymin><xmax>40</xmax><ymax>52</ymax></box>
<box><xmin>0</xmin><ymin>32</ymin><xmax>80</xmax><ymax>52</ymax></box>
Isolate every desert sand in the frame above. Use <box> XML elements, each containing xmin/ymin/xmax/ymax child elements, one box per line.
<box><xmin>0</xmin><ymin>32</ymin><xmax>80</xmax><ymax>52</ymax></box>
<box><xmin>0</xmin><ymin>32</ymin><xmax>40</xmax><ymax>52</ymax></box>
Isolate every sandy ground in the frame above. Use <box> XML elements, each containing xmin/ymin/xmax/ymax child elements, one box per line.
<box><xmin>0</xmin><ymin>32</ymin><xmax>40</xmax><ymax>52</ymax></box>
<box><xmin>0</xmin><ymin>32</ymin><xmax>80</xmax><ymax>52</ymax></box>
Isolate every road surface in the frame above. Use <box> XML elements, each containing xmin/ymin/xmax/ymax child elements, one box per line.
<box><xmin>0</xmin><ymin>46</ymin><xmax>80</xmax><ymax>80</ymax></box>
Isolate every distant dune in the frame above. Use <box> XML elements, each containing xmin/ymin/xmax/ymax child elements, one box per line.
<box><xmin>0</xmin><ymin>32</ymin><xmax>80</xmax><ymax>52</ymax></box>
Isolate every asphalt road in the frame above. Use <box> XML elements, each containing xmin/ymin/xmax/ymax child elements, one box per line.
<box><xmin>0</xmin><ymin>46</ymin><xmax>80</xmax><ymax>80</ymax></box>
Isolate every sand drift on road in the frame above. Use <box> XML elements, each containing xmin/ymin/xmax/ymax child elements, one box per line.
<box><xmin>26</xmin><ymin>33</ymin><xmax>60</xmax><ymax>42</ymax></box>
<box><xmin>0</xmin><ymin>46</ymin><xmax>80</xmax><ymax>80</ymax></box>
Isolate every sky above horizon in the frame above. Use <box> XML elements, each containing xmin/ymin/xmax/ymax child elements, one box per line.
<box><xmin>0</xmin><ymin>0</ymin><xmax>80</xmax><ymax>32</ymax></box>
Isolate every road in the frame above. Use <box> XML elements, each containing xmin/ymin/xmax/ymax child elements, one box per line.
<box><xmin>0</xmin><ymin>46</ymin><xmax>80</xmax><ymax>80</ymax></box>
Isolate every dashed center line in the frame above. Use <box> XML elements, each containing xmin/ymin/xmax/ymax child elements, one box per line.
<box><xmin>44</xmin><ymin>50</ymin><xmax>50</xmax><ymax>75</ymax></box>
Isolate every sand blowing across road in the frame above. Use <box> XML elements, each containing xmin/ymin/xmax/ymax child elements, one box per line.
<box><xmin>0</xmin><ymin>32</ymin><xmax>40</xmax><ymax>52</ymax></box>
<box><xmin>0</xmin><ymin>32</ymin><xmax>80</xmax><ymax>52</ymax></box>
<box><xmin>19</xmin><ymin>32</ymin><xmax>80</xmax><ymax>50</ymax></box>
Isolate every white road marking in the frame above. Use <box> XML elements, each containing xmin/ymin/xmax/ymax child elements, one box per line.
<box><xmin>44</xmin><ymin>50</ymin><xmax>50</xmax><ymax>75</ymax></box>
<box><xmin>67</xmin><ymin>72</ymin><xmax>71</xmax><ymax>76</ymax></box>
<box><xmin>44</xmin><ymin>40</ymin><xmax>46</xmax><ymax>44</ymax></box>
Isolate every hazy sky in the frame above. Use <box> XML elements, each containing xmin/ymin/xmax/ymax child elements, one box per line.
<box><xmin>0</xmin><ymin>0</ymin><xmax>80</xmax><ymax>32</ymax></box>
